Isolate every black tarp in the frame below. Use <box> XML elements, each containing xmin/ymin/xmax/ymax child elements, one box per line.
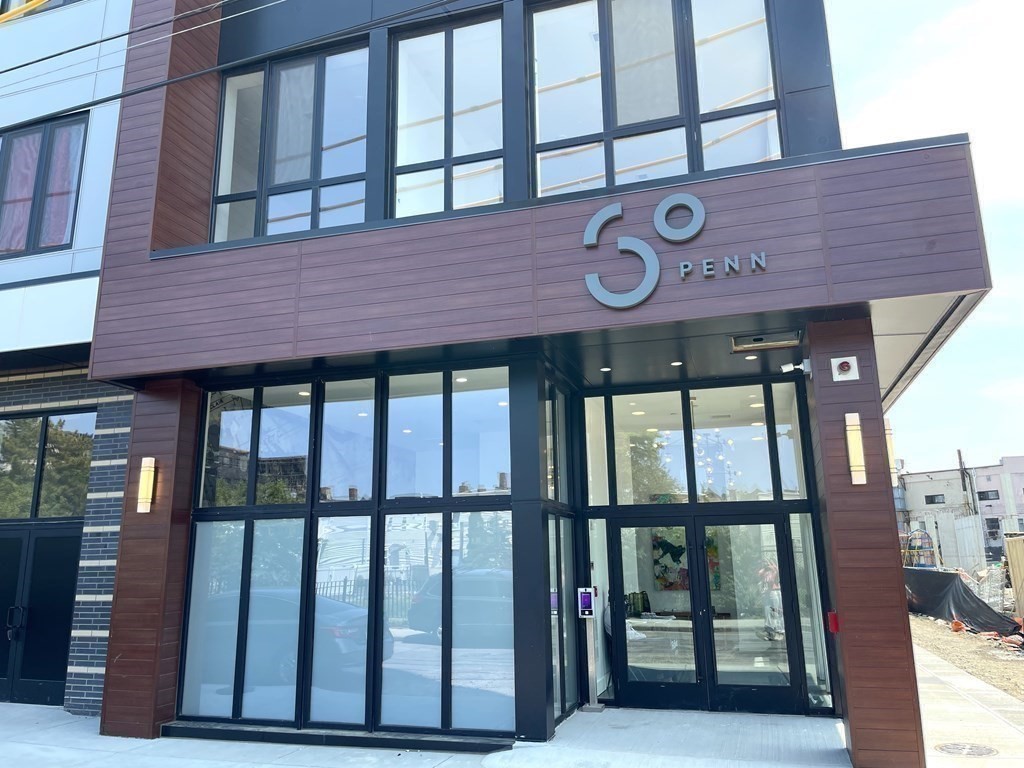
<box><xmin>905</xmin><ymin>567</ymin><xmax>1019</xmax><ymax>635</ymax></box>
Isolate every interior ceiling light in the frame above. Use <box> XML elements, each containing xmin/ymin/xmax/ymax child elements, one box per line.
<box><xmin>402</xmin><ymin>428</ymin><xmax>412</xmax><ymax>434</ymax></box>
<box><xmin>744</xmin><ymin>355</ymin><xmax>758</xmax><ymax>361</ymax></box>
<box><xmin>498</xmin><ymin>401</ymin><xmax>508</xmax><ymax>407</ymax></box>
<box><xmin>632</xmin><ymin>411</ymin><xmax>646</xmax><ymax>416</ymax></box>
<box><xmin>600</xmin><ymin>367</ymin><xmax>612</xmax><ymax>372</ymax></box>
<box><xmin>357</xmin><ymin>412</ymin><xmax>368</xmax><ymax>417</ymax></box>
<box><xmin>670</xmin><ymin>361</ymin><xmax>683</xmax><ymax>367</ymax></box>
<box><xmin>298</xmin><ymin>390</ymin><xmax>311</xmax><ymax>397</ymax></box>
<box><xmin>646</xmin><ymin>428</ymin><xmax>658</xmax><ymax>433</ymax></box>
<box><xmin>455</xmin><ymin>377</ymin><xmax>468</xmax><ymax>383</ymax></box>
<box><xmin>752</xmin><ymin>421</ymin><xmax>764</xmax><ymax>427</ymax></box>
<box><xmin>750</xmin><ymin>403</ymin><xmax>765</xmax><ymax>409</ymax></box>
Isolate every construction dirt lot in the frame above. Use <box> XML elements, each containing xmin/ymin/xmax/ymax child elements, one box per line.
<box><xmin>910</xmin><ymin>613</ymin><xmax>1024</xmax><ymax>702</ymax></box>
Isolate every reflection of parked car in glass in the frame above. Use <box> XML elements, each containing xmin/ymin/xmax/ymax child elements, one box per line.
<box><xmin>193</xmin><ymin>588</ymin><xmax>392</xmax><ymax>683</ymax></box>
<box><xmin>407</xmin><ymin>569</ymin><xmax>513</xmax><ymax>645</ymax></box>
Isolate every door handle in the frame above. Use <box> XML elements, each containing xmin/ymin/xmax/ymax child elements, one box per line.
<box><xmin>6</xmin><ymin>606</ymin><xmax>23</xmax><ymax>642</ymax></box>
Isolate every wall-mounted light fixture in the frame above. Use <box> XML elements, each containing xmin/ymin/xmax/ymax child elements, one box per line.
<box><xmin>137</xmin><ymin>457</ymin><xmax>156</xmax><ymax>514</ymax></box>
<box><xmin>845</xmin><ymin>414</ymin><xmax>867</xmax><ymax>485</ymax></box>
<box><xmin>883</xmin><ymin>418</ymin><xmax>898</xmax><ymax>488</ymax></box>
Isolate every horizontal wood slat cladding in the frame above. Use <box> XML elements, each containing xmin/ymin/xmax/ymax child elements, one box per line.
<box><xmin>805</xmin><ymin>318</ymin><xmax>925</xmax><ymax>768</ymax></box>
<box><xmin>92</xmin><ymin>138</ymin><xmax>988</xmax><ymax>379</ymax></box>
<box><xmin>101</xmin><ymin>379</ymin><xmax>202</xmax><ymax>739</ymax></box>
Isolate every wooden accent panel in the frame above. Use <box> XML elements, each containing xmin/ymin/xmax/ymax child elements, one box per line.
<box><xmin>101</xmin><ymin>379</ymin><xmax>202</xmax><ymax>738</ymax></box>
<box><xmin>93</xmin><ymin>132</ymin><xmax>988</xmax><ymax>379</ymax></box>
<box><xmin>806</xmin><ymin>318</ymin><xmax>925</xmax><ymax>768</ymax></box>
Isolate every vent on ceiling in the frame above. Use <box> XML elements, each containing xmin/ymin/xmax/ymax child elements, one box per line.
<box><xmin>731</xmin><ymin>331</ymin><xmax>801</xmax><ymax>352</ymax></box>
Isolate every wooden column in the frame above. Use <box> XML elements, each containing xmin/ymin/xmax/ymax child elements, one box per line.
<box><xmin>100</xmin><ymin>379</ymin><xmax>203</xmax><ymax>738</ymax></box>
<box><xmin>805</xmin><ymin>319</ymin><xmax>925</xmax><ymax>768</ymax></box>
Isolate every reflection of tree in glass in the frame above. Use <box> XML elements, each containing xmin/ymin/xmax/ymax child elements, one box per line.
<box><xmin>458</xmin><ymin>511</ymin><xmax>512</xmax><ymax>568</ymax></box>
<box><xmin>250</xmin><ymin>520</ymin><xmax>304</xmax><ymax>588</ymax></box>
<box><xmin>628</xmin><ymin>434</ymin><xmax>683</xmax><ymax>503</ymax></box>
<box><xmin>38</xmin><ymin>418</ymin><xmax>95</xmax><ymax>516</ymax></box>
<box><xmin>0</xmin><ymin>418</ymin><xmax>41</xmax><ymax>519</ymax></box>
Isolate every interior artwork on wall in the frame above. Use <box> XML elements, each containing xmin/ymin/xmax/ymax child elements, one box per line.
<box><xmin>652</xmin><ymin>528</ymin><xmax>689</xmax><ymax>590</ymax></box>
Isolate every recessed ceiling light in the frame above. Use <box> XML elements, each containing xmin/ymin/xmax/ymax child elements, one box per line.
<box><xmin>646</xmin><ymin>428</ymin><xmax>658</xmax><ymax>433</ymax></box>
<box><xmin>298</xmin><ymin>391</ymin><xmax>311</xmax><ymax>397</ymax></box>
<box><xmin>670</xmin><ymin>361</ymin><xmax>683</xmax><ymax>367</ymax></box>
<box><xmin>402</xmin><ymin>428</ymin><xmax>412</xmax><ymax>434</ymax></box>
<box><xmin>752</xmin><ymin>436</ymin><xmax>764</xmax><ymax>441</ymax></box>
<box><xmin>632</xmin><ymin>411</ymin><xmax>646</xmax><ymax>416</ymax></box>
<box><xmin>455</xmin><ymin>377</ymin><xmax>468</xmax><ymax>383</ymax></box>
<box><xmin>498</xmin><ymin>401</ymin><xmax>508</xmax><ymax>407</ymax></box>
<box><xmin>629</xmin><ymin>402</ymin><xmax>637</xmax><ymax>406</ymax></box>
<box><xmin>600</xmin><ymin>367</ymin><xmax>612</xmax><ymax>373</ymax></box>
<box><xmin>751</xmin><ymin>421</ymin><xmax>764</xmax><ymax>427</ymax></box>
<box><xmin>748</xmin><ymin>394</ymin><xmax>758</xmax><ymax>399</ymax></box>
<box><xmin>750</xmin><ymin>403</ymin><xmax>765</xmax><ymax>409</ymax></box>
<box><xmin>744</xmin><ymin>355</ymin><xmax>757</xmax><ymax>361</ymax></box>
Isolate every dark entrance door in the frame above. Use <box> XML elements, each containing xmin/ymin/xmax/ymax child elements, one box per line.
<box><xmin>608</xmin><ymin>514</ymin><xmax>803</xmax><ymax>714</ymax></box>
<box><xmin>0</xmin><ymin>524</ymin><xmax>81</xmax><ymax>705</ymax></box>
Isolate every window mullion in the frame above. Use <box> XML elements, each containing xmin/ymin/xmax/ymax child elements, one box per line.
<box><xmin>310</xmin><ymin>55</ymin><xmax>328</xmax><ymax>230</ymax></box>
<box><xmin>29</xmin><ymin>415</ymin><xmax>49</xmax><ymax>518</ymax></box>
<box><xmin>246</xmin><ymin>388</ymin><xmax>263</xmax><ymax>507</ymax></box>
<box><xmin>678</xmin><ymin>0</ymin><xmax>704</xmax><ymax>173</ymax></box>
<box><xmin>596</xmin><ymin>0</ymin><xmax>615</xmax><ymax>185</ymax></box>
<box><xmin>255</xmin><ymin>62</ymin><xmax>273</xmax><ymax>237</ymax></box>
<box><xmin>443</xmin><ymin>27</ymin><xmax>454</xmax><ymax>211</ymax></box>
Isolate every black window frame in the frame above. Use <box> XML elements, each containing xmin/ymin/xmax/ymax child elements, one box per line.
<box><xmin>0</xmin><ymin>0</ymin><xmax>83</xmax><ymax>16</ymax></box>
<box><xmin>390</xmin><ymin>13</ymin><xmax>506</xmax><ymax>217</ymax></box>
<box><xmin>528</xmin><ymin>0</ymin><xmax>781</xmax><ymax>197</ymax></box>
<box><xmin>977</xmin><ymin>489</ymin><xmax>999</xmax><ymax>501</ymax></box>
<box><xmin>210</xmin><ymin>41</ymin><xmax>371</xmax><ymax>242</ymax></box>
<box><xmin>0</xmin><ymin>407</ymin><xmax>96</xmax><ymax>522</ymax></box>
<box><xmin>924</xmin><ymin>494</ymin><xmax>945</xmax><ymax>505</ymax></box>
<box><xmin>0</xmin><ymin>113</ymin><xmax>88</xmax><ymax>262</ymax></box>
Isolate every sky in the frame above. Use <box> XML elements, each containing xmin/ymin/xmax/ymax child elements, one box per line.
<box><xmin>823</xmin><ymin>0</ymin><xmax>1024</xmax><ymax>472</ymax></box>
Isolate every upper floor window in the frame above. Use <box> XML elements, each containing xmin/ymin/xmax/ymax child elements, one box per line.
<box><xmin>213</xmin><ymin>47</ymin><xmax>369</xmax><ymax>242</ymax></box>
<box><xmin>924</xmin><ymin>494</ymin><xmax>945</xmax><ymax>505</ymax></box>
<box><xmin>530</xmin><ymin>0</ymin><xmax>778</xmax><ymax>197</ymax></box>
<box><xmin>0</xmin><ymin>115</ymin><xmax>86</xmax><ymax>258</ymax></box>
<box><xmin>0</xmin><ymin>0</ymin><xmax>82</xmax><ymax>16</ymax></box>
<box><xmin>393</xmin><ymin>18</ymin><xmax>503</xmax><ymax>218</ymax></box>
<box><xmin>977</xmin><ymin>490</ymin><xmax>999</xmax><ymax>501</ymax></box>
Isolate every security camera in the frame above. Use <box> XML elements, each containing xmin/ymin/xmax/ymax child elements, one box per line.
<box><xmin>780</xmin><ymin>358</ymin><xmax>812</xmax><ymax>376</ymax></box>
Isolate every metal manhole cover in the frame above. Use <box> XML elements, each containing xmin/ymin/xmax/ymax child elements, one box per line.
<box><xmin>935</xmin><ymin>743</ymin><xmax>998</xmax><ymax>757</ymax></box>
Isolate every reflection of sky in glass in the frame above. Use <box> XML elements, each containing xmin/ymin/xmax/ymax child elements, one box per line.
<box><xmin>320</xmin><ymin>380</ymin><xmax>374</xmax><ymax>501</ymax></box>
<box><xmin>387</xmin><ymin>374</ymin><xmax>443</xmax><ymax>498</ymax></box>
<box><xmin>49</xmin><ymin>411</ymin><xmax>96</xmax><ymax>436</ymax></box>
<box><xmin>453</xmin><ymin>20</ymin><xmax>503</xmax><ymax>156</ymax></box>
<box><xmin>322</xmin><ymin>48</ymin><xmax>368</xmax><ymax>178</ymax></box>
<box><xmin>396</xmin><ymin>32</ymin><xmax>445</xmax><ymax>166</ymax></box>
<box><xmin>691</xmin><ymin>0</ymin><xmax>773</xmax><ymax>113</ymax></box>
<box><xmin>692</xmin><ymin>386</ymin><xmax>771</xmax><ymax>501</ymax></box>
<box><xmin>453</xmin><ymin>369</ymin><xmax>510</xmax><ymax>495</ymax></box>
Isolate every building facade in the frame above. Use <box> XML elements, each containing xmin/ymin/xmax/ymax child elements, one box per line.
<box><xmin>11</xmin><ymin>1</ymin><xmax>986</xmax><ymax>767</ymax></box>
<box><xmin>0</xmin><ymin>0</ymin><xmax>134</xmax><ymax>715</ymax></box>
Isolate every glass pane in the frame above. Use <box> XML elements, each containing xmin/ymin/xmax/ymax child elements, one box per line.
<box><xmin>612</xmin><ymin>392</ymin><xmax>686</xmax><ymax>505</ymax></box>
<box><xmin>0</xmin><ymin>417</ymin><xmax>41</xmax><ymax>519</ymax></box>
<box><xmin>241</xmin><ymin>518</ymin><xmax>305</xmax><ymax>720</ymax></box>
<box><xmin>773</xmin><ymin>383</ymin><xmax>807</xmax><ymax>499</ymax></box>
<box><xmin>452</xmin><ymin>368</ymin><xmax>511</xmax><ymax>496</ymax></box>
<box><xmin>19</xmin><ymin>534</ymin><xmax>78</xmax><ymax>682</ymax></box>
<box><xmin>396</xmin><ymin>32</ymin><xmax>445</xmax><ymax>166</ymax></box>
<box><xmin>453</xmin><ymin>159</ymin><xmax>503</xmax><ymax>210</ymax></box>
<box><xmin>395</xmin><ymin>167</ymin><xmax>444</xmax><ymax>218</ymax></box>
<box><xmin>453</xmin><ymin>20</ymin><xmax>503</xmax><ymax>156</ymax></box>
<box><xmin>0</xmin><ymin>130</ymin><xmax>42</xmax><ymax>254</ymax></box>
<box><xmin>319</xmin><ymin>182</ymin><xmax>365</xmax><ymax>228</ymax></box>
<box><xmin>705</xmin><ymin>523</ymin><xmax>790</xmax><ymax>685</ymax></box>
<box><xmin>585</xmin><ymin>398</ymin><xmax>609</xmax><ymax>506</ymax></box>
<box><xmin>588</xmin><ymin>518</ymin><xmax>611</xmax><ymax>697</ymax></box>
<box><xmin>560</xmin><ymin>516</ymin><xmax>577</xmax><ymax>708</ymax></box>
<box><xmin>791</xmin><ymin>513</ymin><xmax>832</xmax><ymax>708</ymax></box>
<box><xmin>548</xmin><ymin>517</ymin><xmax>561</xmax><ymax>717</ymax></box>
<box><xmin>533</xmin><ymin>1</ymin><xmax>603</xmax><ymax>143</ymax></box>
<box><xmin>181</xmin><ymin>521</ymin><xmax>245</xmax><ymax>717</ymax></box>
<box><xmin>691</xmin><ymin>386</ymin><xmax>772</xmax><ymax>502</ymax></box>
<box><xmin>37</xmin><ymin>412</ymin><xmax>96</xmax><ymax>518</ymax></box>
<box><xmin>266</xmin><ymin>190</ymin><xmax>312</xmax><ymax>236</ymax></box>
<box><xmin>544</xmin><ymin>389</ymin><xmax>555</xmax><ymax>499</ymax></box>
<box><xmin>38</xmin><ymin>121</ymin><xmax>86</xmax><ymax>248</ymax></box>
<box><xmin>310</xmin><ymin>515</ymin><xmax>373</xmax><ymax>723</ymax></box>
<box><xmin>556</xmin><ymin>389</ymin><xmax>569</xmax><ymax>503</ymax></box>
<box><xmin>381</xmin><ymin>512</ymin><xmax>444</xmax><ymax>727</ymax></box>
<box><xmin>386</xmin><ymin>373</ymin><xmax>443</xmax><ymax>499</ymax></box>
<box><xmin>692</xmin><ymin>0</ymin><xmax>773</xmax><ymax>113</ymax></box>
<box><xmin>320</xmin><ymin>379</ymin><xmax>375</xmax><ymax>502</ymax></box>
<box><xmin>217</xmin><ymin>71</ymin><xmax>264</xmax><ymax>195</ymax></box>
<box><xmin>213</xmin><ymin>199</ymin><xmax>256</xmax><ymax>243</ymax></box>
<box><xmin>451</xmin><ymin>510</ymin><xmax>515</xmax><ymax>731</ymax></box>
<box><xmin>322</xmin><ymin>48</ymin><xmax>369</xmax><ymax>178</ymax></box>
<box><xmin>200</xmin><ymin>389</ymin><xmax>254</xmax><ymax>507</ymax></box>
<box><xmin>610</xmin><ymin>0</ymin><xmax>680</xmax><ymax>125</ymax></box>
<box><xmin>614</xmin><ymin>128</ymin><xmax>687</xmax><ymax>185</ymax></box>
<box><xmin>271</xmin><ymin>60</ymin><xmax>316</xmax><ymax>184</ymax></box>
<box><xmin>701</xmin><ymin>110</ymin><xmax>780</xmax><ymax>171</ymax></box>
<box><xmin>537</xmin><ymin>142</ymin><xmax>604</xmax><ymax>197</ymax></box>
<box><xmin>255</xmin><ymin>384</ymin><xmax>311</xmax><ymax>505</ymax></box>
<box><xmin>620</xmin><ymin>525</ymin><xmax>697</xmax><ymax>683</ymax></box>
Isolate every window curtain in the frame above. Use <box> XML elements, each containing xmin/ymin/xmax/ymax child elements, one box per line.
<box><xmin>38</xmin><ymin>122</ymin><xmax>85</xmax><ymax>248</ymax></box>
<box><xmin>0</xmin><ymin>131</ymin><xmax>42</xmax><ymax>254</ymax></box>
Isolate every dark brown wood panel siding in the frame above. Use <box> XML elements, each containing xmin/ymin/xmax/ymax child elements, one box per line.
<box><xmin>94</xmin><ymin>131</ymin><xmax>988</xmax><ymax>380</ymax></box>
<box><xmin>806</xmin><ymin>318</ymin><xmax>925</xmax><ymax>768</ymax></box>
<box><xmin>101</xmin><ymin>379</ymin><xmax>202</xmax><ymax>738</ymax></box>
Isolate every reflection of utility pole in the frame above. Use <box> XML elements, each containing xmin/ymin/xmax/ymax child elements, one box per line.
<box><xmin>959</xmin><ymin>449</ymin><xmax>979</xmax><ymax>516</ymax></box>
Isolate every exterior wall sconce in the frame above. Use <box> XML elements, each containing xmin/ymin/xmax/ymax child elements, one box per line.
<box><xmin>844</xmin><ymin>414</ymin><xmax>867</xmax><ymax>485</ymax></box>
<box><xmin>884</xmin><ymin>418</ymin><xmax>898</xmax><ymax>488</ymax></box>
<box><xmin>137</xmin><ymin>457</ymin><xmax>156</xmax><ymax>513</ymax></box>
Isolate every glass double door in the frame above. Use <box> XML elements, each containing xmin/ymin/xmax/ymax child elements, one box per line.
<box><xmin>0</xmin><ymin>525</ymin><xmax>81</xmax><ymax>705</ymax></box>
<box><xmin>609</xmin><ymin>514</ymin><xmax>803</xmax><ymax>714</ymax></box>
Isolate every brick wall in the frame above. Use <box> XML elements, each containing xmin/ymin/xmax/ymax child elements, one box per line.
<box><xmin>0</xmin><ymin>368</ymin><xmax>134</xmax><ymax>716</ymax></box>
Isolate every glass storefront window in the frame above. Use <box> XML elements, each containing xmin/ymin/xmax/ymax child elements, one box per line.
<box><xmin>320</xmin><ymin>379</ymin><xmax>375</xmax><ymax>502</ymax></box>
<box><xmin>180</xmin><ymin>521</ymin><xmax>245</xmax><ymax>717</ymax></box>
<box><xmin>322</xmin><ymin>48</ymin><xmax>369</xmax><ymax>178</ymax></box>
<box><xmin>691</xmin><ymin>385</ymin><xmax>771</xmax><ymax>502</ymax></box>
<box><xmin>701</xmin><ymin>110</ymin><xmax>780</xmax><ymax>171</ymax></box>
<box><xmin>691</xmin><ymin>0</ymin><xmax>773</xmax><ymax>114</ymax></box>
<box><xmin>588</xmin><ymin>518</ymin><xmax>612</xmax><ymax>697</ymax></box>
<box><xmin>792</xmin><ymin>513</ymin><xmax>832</xmax><ymax>708</ymax></box>
<box><xmin>380</xmin><ymin>512</ymin><xmax>444</xmax><ymax>727</ymax></box>
<box><xmin>612</xmin><ymin>392</ymin><xmax>686</xmax><ymax>505</ymax></box>
<box><xmin>451</xmin><ymin>510</ymin><xmax>515</xmax><ymax>730</ymax></box>
<box><xmin>0</xmin><ymin>417</ymin><xmax>41</xmax><ymax>519</ymax></box>
<box><xmin>610</xmin><ymin>0</ymin><xmax>680</xmax><ymax>126</ymax></box>
<box><xmin>37</xmin><ymin>412</ymin><xmax>96</xmax><ymax>518</ymax></box>
<box><xmin>559</xmin><ymin>517</ymin><xmax>578</xmax><ymax>707</ymax></box>
<box><xmin>584</xmin><ymin>398</ymin><xmax>609</xmax><ymax>506</ymax></box>
<box><xmin>386</xmin><ymin>373</ymin><xmax>443</xmax><ymax>499</ymax></box>
<box><xmin>452</xmin><ymin>368</ymin><xmax>511</xmax><ymax>496</ymax></box>
<box><xmin>217</xmin><ymin>72</ymin><xmax>264</xmax><ymax>197</ymax></box>
<box><xmin>548</xmin><ymin>517</ymin><xmax>561</xmax><ymax>717</ymax></box>
<box><xmin>200</xmin><ymin>389</ymin><xmax>255</xmax><ymax>507</ymax></box>
<box><xmin>310</xmin><ymin>515</ymin><xmax>373</xmax><ymax>724</ymax></box>
<box><xmin>773</xmin><ymin>383</ymin><xmax>807</xmax><ymax>499</ymax></box>
<box><xmin>255</xmin><ymin>384</ymin><xmax>312</xmax><ymax>505</ymax></box>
